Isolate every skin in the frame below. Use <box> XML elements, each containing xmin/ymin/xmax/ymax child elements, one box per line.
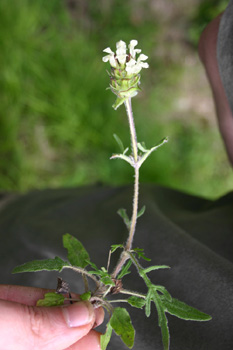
<box><xmin>198</xmin><ymin>12</ymin><xmax>233</xmax><ymax>165</ymax></box>
<box><xmin>0</xmin><ymin>285</ymin><xmax>104</xmax><ymax>350</ymax></box>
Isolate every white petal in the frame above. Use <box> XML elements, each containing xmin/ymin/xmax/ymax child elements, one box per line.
<box><xmin>126</xmin><ymin>59</ymin><xmax>142</xmax><ymax>74</ymax></box>
<box><xmin>130</xmin><ymin>39</ymin><xmax>138</xmax><ymax>47</ymax></box>
<box><xmin>126</xmin><ymin>58</ymin><xmax>137</xmax><ymax>67</ymax></box>
<box><xmin>103</xmin><ymin>47</ymin><xmax>114</xmax><ymax>54</ymax></box>
<box><xmin>109</xmin><ymin>56</ymin><xmax>117</xmax><ymax>67</ymax></box>
<box><xmin>116</xmin><ymin>40</ymin><xmax>127</xmax><ymax>50</ymax></box>
<box><xmin>116</xmin><ymin>40</ymin><xmax>127</xmax><ymax>64</ymax></box>
<box><xmin>140</xmin><ymin>62</ymin><xmax>149</xmax><ymax>68</ymax></box>
<box><xmin>102</xmin><ymin>55</ymin><xmax>110</xmax><ymax>62</ymax></box>
<box><xmin>128</xmin><ymin>40</ymin><xmax>141</xmax><ymax>58</ymax></box>
<box><xmin>138</xmin><ymin>54</ymin><xmax>148</xmax><ymax>61</ymax></box>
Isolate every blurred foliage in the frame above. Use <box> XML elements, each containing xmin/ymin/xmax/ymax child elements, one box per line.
<box><xmin>0</xmin><ymin>0</ymin><xmax>233</xmax><ymax>198</ymax></box>
<box><xmin>189</xmin><ymin>0</ymin><xmax>229</xmax><ymax>46</ymax></box>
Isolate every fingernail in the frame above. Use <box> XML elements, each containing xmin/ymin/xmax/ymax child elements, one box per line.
<box><xmin>62</xmin><ymin>301</ymin><xmax>93</xmax><ymax>328</ymax></box>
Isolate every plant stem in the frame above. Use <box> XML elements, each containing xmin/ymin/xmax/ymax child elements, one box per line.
<box><xmin>126</xmin><ymin>164</ymin><xmax>139</xmax><ymax>251</ymax></box>
<box><xmin>112</xmin><ymin>98</ymin><xmax>140</xmax><ymax>278</ymax></box>
<box><xmin>63</xmin><ymin>265</ymin><xmax>100</xmax><ymax>288</ymax></box>
<box><xmin>120</xmin><ymin>288</ymin><xmax>146</xmax><ymax>299</ymax></box>
<box><xmin>125</xmin><ymin>98</ymin><xmax>138</xmax><ymax>163</ymax></box>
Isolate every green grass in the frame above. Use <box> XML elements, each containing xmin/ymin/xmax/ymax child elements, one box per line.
<box><xmin>0</xmin><ymin>0</ymin><xmax>233</xmax><ymax>198</ymax></box>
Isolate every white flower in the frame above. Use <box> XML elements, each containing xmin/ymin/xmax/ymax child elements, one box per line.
<box><xmin>128</xmin><ymin>40</ymin><xmax>141</xmax><ymax>58</ymax></box>
<box><xmin>116</xmin><ymin>40</ymin><xmax>127</xmax><ymax>65</ymax></box>
<box><xmin>126</xmin><ymin>53</ymin><xmax>149</xmax><ymax>75</ymax></box>
<box><xmin>102</xmin><ymin>47</ymin><xmax>116</xmax><ymax>67</ymax></box>
<box><xmin>138</xmin><ymin>53</ymin><xmax>149</xmax><ymax>68</ymax></box>
<box><xmin>103</xmin><ymin>39</ymin><xmax>149</xmax><ymax>77</ymax></box>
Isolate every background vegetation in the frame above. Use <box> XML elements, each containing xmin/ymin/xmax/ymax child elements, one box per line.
<box><xmin>1</xmin><ymin>0</ymin><xmax>232</xmax><ymax>198</ymax></box>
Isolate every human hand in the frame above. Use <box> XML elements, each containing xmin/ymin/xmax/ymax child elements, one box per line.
<box><xmin>0</xmin><ymin>284</ymin><xmax>104</xmax><ymax>350</ymax></box>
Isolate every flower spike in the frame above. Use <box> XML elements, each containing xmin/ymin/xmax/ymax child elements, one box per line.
<box><xmin>102</xmin><ymin>39</ymin><xmax>149</xmax><ymax>109</ymax></box>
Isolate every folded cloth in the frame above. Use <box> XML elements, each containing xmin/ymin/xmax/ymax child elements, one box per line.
<box><xmin>0</xmin><ymin>184</ymin><xmax>232</xmax><ymax>349</ymax></box>
<box><xmin>217</xmin><ymin>0</ymin><xmax>233</xmax><ymax>113</ymax></box>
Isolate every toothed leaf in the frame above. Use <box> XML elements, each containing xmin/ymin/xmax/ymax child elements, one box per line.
<box><xmin>127</xmin><ymin>296</ymin><xmax>146</xmax><ymax>309</ymax></box>
<box><xmin>118</xmin><ymin>260</ymin><xmax>132</xmax><ymax>279</ymax></box>
<box><xmin>143</xmin><ymin>265</ymin><xmax>170</xmax><ymax>274</ymax></box>
<box><xmin>101</xmin><ymin>321</ymin><xmax>113</xmax><ymax>350</ymax></box>
<box><xmin>161</xmin><ymin>297</ymin><xmax>212</xmax><ymax>321</ymax></box>
<box><xmin>37</xmin><ymin>292</ymin><xmax>65</xmax><ymax>307</ymax></box>
<box><xmin>133</xmin><ymin>248</ymin><xmax>151</xmax><ymax>262</ymax></box>
<box><xmin>12</xmin><ymin>257</ymin><xmax>67</xmax><ymax>274</ymax></box>
<box><xmin>110</xmin><ymin>307</ymin><xmax>135</xmax><ymax>348</ymax></box>
<box><xmin>111</xmin><ymin>244</ymin><xmax>124</xmax><ymax>253</ymax></box>
<box><xmin>63</xmin><ymin>233</ymin><xmax>90</xmax><ymax>268</ymax></box>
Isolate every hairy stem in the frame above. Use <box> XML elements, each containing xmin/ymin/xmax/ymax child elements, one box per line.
<box><xmin>62</xmin><ymin>265</ymin><xmax>100</xmax><ymax>288</ymax></box>
<box><xmin>124</xmin><ymin>98</ymin><xmax>139</xmax><ymax>250</ymax></box>
<box><xmin>120</xmin><ymin>288</ymin><xmax>146</xmax><ymax>299</ymax></box>
<box><xmin>126</xmin><ymin>165</ymin><xmax>139</xmax><ymax>251</ymax></box>
<box><xmin>125</xmin><ymin>98</ymin><xmax>138</xmax><ymax>163</ymax></box>
<box><xmin>112</xmin><ymin>98</ymin><xmax>140</xmax><ymax>278</ymax></box>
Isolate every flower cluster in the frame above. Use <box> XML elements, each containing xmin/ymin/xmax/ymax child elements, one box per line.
<box><xmin>102</xmin><ymin>40</ymin><xmax>149</xmax><ymax>109</ymax></box>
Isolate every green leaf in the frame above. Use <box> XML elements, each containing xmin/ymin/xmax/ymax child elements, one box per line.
<box><xmin>154</xmin><ymin>286</ymin><xmax>172</xmax><ymax>302</ymax></box>
<box><xmin>36</xmin><ymin>292</ymin><xmax>65</xmax><ymax>307</ymax></box>
<box><xmin>101</xmin><ymin>321</ymin><xmax>113</xmax><ymax>350</ymax></box>
<box><xmin>101</xmin><ymin>275</ymin><xmax>115</xmax><ymax>286</ymax></box>
<box><xmin>63</xmin><ymin>233</ymin><xmax>90</xmax><ymax>268</ymax></box>
<box><xmin>88</xmin><ymin>264</ymin><xmax>115</xmax><ymax>286</ymax></box>
<box><xmin>113</xmin><ymin>134</ymin><xmax>125</xmax><ymax>153</ymax></box>
<box><xmin>127</xmin><ymin>296</ymin><xmax>146</xmax><ymax>309</ymax></box>
<box><xmin>12</xmin><ymin>256</ymin><xmax>67</xmax><ymax>274</ymax></box>
<box><xmin>145</xmin><ymin>290</ymin><xmax>152</xmax><ymax>317</ymax></box>
<box><xmin>110</xmin><ymin>153</ymin><xmax>134</xmax><ymax>166</ymax></box>
<box><xmin>80</xmin><ymin>291</ymin><xmax>92</xmax><ymax>301</ymax></box>
<box><xmin>86</xmin><ymin>260</ymin><xmax>98</xmax><ymax>271</ymax></box>
<box><xmin>110</xmin><ymin>307</ymin><xmax>135</xmax><ymax>348</ymax></box>
<box><xmin>111</xmin><ymin>244</ymin><xmax>124</xmax><ymax>253</ymax></box>
<box><xmin>133</xmin><ymin>248</ymin><xmax>151</xmax><ymax>262</ymax></box>
<box><xmin>137</xmin><ymin>142</ymin><xmax>148</xmax><ymax>153</ymax></box>
<box><xmin>157</xmin><ymin>302</ymin><xmax>170</xmax><ymax>350</ymax></box>
<box><xmin>161</xmin><ymin>297</ymin><xmax>212</xmax><ymax>321</ymax></box>
<box><xmin>137</xmin><ymin>205</ymin><xmax>146</xmax><ymax>219</ymax></box>
<box><xmin>151</xmin><ymin>290</ymin><xmax>170</xmax><ymax>350</ymax></box>
<box><xmin>117</xmin><ymin>208</ymin><xmax>131</xmax><ymax>230</ymax></box>
<box><xmin>143</xmin><ymin>265</ymin><xmax>170</xmax><ymax>274</ymax></box>
<box><xmin>118</xmin><ymin>260</ymin><xmax>132</xmax><ymax>279</ymax></box>
<box><xmin>137</xmin><ymin>137</ymin><xmax>168</xmax><ymax>168</ymax></box>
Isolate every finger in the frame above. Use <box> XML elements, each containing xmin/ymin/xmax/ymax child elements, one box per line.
<box><xmin>0</xmin><ymin>284</ymin><xmax>53</xmax><ymax>306</ymax></box>
<box><xmin>65</xmin><ymin>330</ymin><xmax>101</xmax><ymax>350</ymax></box>
<box><xmin>0</xmin><ymin>284</ymin><xmax>105</xmax><ymax>326</ymax></box>
<box><xmin>94</xmin><ymin>305</ymin><xmax>105</xmax><ymax>328</ymax></box>
<box><xmin>0</xmin><ymin>299</ymin><xmax>96</xmax><ymax>350</ymax></box>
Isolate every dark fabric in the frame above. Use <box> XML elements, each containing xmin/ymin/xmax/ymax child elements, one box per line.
<box><xmin>0</xmin><ymin>185</ymin><xmax>233</xmax><ymax>349</ymax></box>
<box><xmin>217</xmin><ymin>0</ymin><xmax>233</xmax><ymax>113</ymax></box>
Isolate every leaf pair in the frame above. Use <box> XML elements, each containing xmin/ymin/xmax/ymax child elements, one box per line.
<box><xmin>145</xmin><ymin>286</ymin><xmax>211</xmax><ymax>350</ymax></box>
<box><xmin>87</xmin><ymin>261</ymin><xmax>115</xmax><ymax>287</ymax></box>
<box><xmin>12</xmin><ymin>233</ymin><xmax>91</xmax><ymax>275</ymax></box>
<box><xmin>117</xmin><ymin>206</ymin><xmax>145</xmax><ymax>231</ymax></box>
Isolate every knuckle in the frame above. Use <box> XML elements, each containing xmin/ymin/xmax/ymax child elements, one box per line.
<box><xmin>26</xmin><ymin>306</ymin><xmax>47</xmax><ymax>349</ymax></box>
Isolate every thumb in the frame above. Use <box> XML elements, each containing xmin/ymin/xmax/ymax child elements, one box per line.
<box><xmin>0</xmin><ymin>299</ymin><xmax>96</xmax><ymax>350</ymax></box>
